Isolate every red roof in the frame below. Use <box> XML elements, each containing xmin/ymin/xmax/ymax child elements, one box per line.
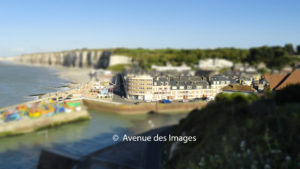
<box><xmin>264</xmin><ymin>73</ymin><xmax>287</xmax><ymax>90</ymax></box>
<box><xmin>274</xmin><ymin>69</ymin><xmax>300</xmax><ymax>90</ymax></box>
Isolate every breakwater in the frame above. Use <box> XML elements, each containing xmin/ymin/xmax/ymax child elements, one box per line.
<box><xmin>0</xmin><ymin>110</ymin><xmax>90</xmax><ymax>137</ymax></box>
<box><xmin>0</xmin><ymin>99</ymin><xmax>90</xmax><ymax>137</ymax></box>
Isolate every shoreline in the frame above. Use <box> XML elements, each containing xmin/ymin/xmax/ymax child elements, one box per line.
<box><xmin>0</xmin><ymin>61</ymin><xmax>208</xmax><ymax>138</ymax></box>
<box><xmin>0</xmin><ymin>60</ymin><xmax>92</xmax><ymax>89</ymax></box>
<box><xmin>0</xmin><ymin>60</ymin><xmax>84</xmax><ymax>105</ymax></box>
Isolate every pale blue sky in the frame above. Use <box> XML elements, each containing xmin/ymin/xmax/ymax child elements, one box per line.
<box><xmin>0</xmin><ymin>0</ymin><xmax>300</xmax><ymax>57</ymax></box>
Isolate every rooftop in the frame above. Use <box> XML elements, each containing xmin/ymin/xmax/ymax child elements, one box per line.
<box><xmin>274</xmin><ymin>69</ymin><xmax>300</xmax><ymax>90</ymax></box>
<box><xmin>264</xmin><ymin>68</ymin><xmax>300</xmax><ymax>90</ymax></box>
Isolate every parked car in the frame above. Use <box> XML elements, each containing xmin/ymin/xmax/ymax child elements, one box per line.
<box><xmin>66</xmin><ymin>94</ymin><xmax>73</xmax><ymax>98</ymax></box>
<box><xmin>64</xmin><ymin>97</ymin><xmax>72</xmax><ymax>100</ymax></box>
<box><xmin>207</xmin><ymin>97</ymin><xmax>214</xmax><ymax>101</ymax></box>
<box><xmin>161</xmin><ymin>99</ymin><xmax>171</xmax><ymax>104</ymax></box>
<box><xmin>202</xmin><ymin>97</ymin><xmax>208</xmax><ymax>101</ymax></box>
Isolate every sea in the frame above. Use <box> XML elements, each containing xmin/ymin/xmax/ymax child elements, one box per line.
<box><xmin>0</xmin><ymin>61</ymin><xmax>186</xmax><ymax>169</ymax></box>
<box><xmin>0</xmin><ymin>62</ymin><xmax>70</xmax><ymax>107</ymax></box>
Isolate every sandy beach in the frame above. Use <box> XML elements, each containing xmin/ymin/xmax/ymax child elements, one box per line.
<box><xmin>54</xmin><ymin>67</ymin><xmax>92</xmax><ymax>87</ymax></box>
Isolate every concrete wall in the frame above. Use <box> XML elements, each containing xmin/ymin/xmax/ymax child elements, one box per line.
<box><xmin>82</xmin><ymin>99</ymin><xmax>207</xmax><ymax>114</ymax></box>
<box><xmin>0</xmin><ymin>110</ymin><xmax>91</xmax><ymax>137</ymax></box>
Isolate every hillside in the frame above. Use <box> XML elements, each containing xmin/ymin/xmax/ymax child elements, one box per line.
<box><xmin>112</xmin><ymin>45</ymin><xmax>300</xmax><ymax>69</ymax></box>
<box><xmin>162</xmin><ymin>85</ymin><xmax>300</xmax><ymax>169</ymax></box>
<box><xmin>6</xmin><ymin>44</ymin><xmax>300</xmax><ymax>70</ymax></box>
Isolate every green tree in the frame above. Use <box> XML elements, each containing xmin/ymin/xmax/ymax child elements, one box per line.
<box><xmin>284</xmin><ymin>43</ymin><xmax>294</xmax><ymax>55</ymax></box>
<box><xmin>297</xmin><ymin>45</ymin><xmax>300</xmax><ymax>55</ymax></box>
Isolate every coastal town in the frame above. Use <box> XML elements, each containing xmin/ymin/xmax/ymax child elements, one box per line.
<box><xmin>1</xmin><ymin>52</ymin><xmax>300</xmax><ymax>138</ymax></box>
<box><xmin>0</xmin><ymin>45</ymin><xmax>300</xmax><ymax>169</ymax></box>
<box><xmin>1</xmin><ymin>1</ymin><xmax>300</xmax><ymax>168</ymax></box>
<box><xmin>122</xmin><ymin>58</ymin><xmax>300</xmax><ymax>102</ymax></box>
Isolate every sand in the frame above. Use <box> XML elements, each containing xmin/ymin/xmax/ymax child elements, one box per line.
<box><xmin>55</xmin><ymin>67</ymin><xmax>92</xmax><ymax>87</ymax></box>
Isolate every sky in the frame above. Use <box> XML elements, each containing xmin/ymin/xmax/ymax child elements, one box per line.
<box><xmin>0</xmin><ymin>0</ymin><xmax>300</xmax><ymax>57</ymax></box>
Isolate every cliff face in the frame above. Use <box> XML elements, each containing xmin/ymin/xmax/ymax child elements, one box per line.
<box><xmin>15</xmin><ymin>50</ymin><xmax>132</xmax><ymax>69</ymax></box>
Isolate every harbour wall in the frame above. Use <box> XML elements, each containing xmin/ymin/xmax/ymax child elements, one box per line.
<box><xmin>0</xmin><ymin>110</ymin><xmax>91</xmax><ymax>137</ymax></box>
<box><xmin>0</xmin><ymin>98</ymin><xmax>90</xmax><ymax>137</ymax></box>
<box><xmin>82</xmin><ymin>99</ymin><xmax>207</xmax><ymax>114</ymax></box>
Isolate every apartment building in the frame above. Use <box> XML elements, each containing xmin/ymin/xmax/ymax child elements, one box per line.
<box><xmin>152</xmin><ymin>76</ymin><xmax>170</xmax><ymax>101</ymax></box>
<box><xmin>209</xmin><ymin>75</ymin><xmax>232</xmax><ymax>97</ymax></box>
<box><xmin>126</xmin><ymin>74</ymin><xmax>235</xmax><ymax>101</ymax></box>
<box><xmin>169</xmin><ymin>76</ymin><xmax>211</xmax><ymax>100</ymax></box>
<box><xmin>126</xmin><ymin>75</ymin><xmax>153</xmax><ymax>100</ymax></box>
<box><xmin>152</xmin><ymin>76</ymin><xmax>212</xmax><ymax>101</ymax></box>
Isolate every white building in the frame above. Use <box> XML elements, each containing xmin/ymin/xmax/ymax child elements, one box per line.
<box><xmin>197</xmin><ymin>58</ymin><xmax>233</xmax><ymax>70</ymax></box>
<box><xmin>151</xmin><ymin>64</ymin><xmax>191</xmax><ymax>72</ymax></box>
<box><xmin>109</xmin><ymin>55</ymin><xmax>132</xmax><ymax>66</ymax></box>
<box><xmin>126</xmin><ymin>75</ymin><xmax>153</xmax><ymax>101</ymax></box>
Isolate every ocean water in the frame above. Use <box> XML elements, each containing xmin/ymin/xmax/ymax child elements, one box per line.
<box><xmin>0</xmin><ymin>61</ymin><xmax>69</xmax><ymax>107</ymax></box>
<box><xmin>0</xmin><ymin>62</ymin><xmax>186</xmax><ymax>169</ymax></box>
<box><xmin>0</xmin><ymin>111</ymin><xmax>185</xmax><ymax>169</ymax></box>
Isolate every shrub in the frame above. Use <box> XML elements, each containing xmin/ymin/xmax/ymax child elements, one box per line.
<box><xmin>275</xmin><ymin>84</ymin><xmax>300</xmax><ymax>104</ymax></box>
